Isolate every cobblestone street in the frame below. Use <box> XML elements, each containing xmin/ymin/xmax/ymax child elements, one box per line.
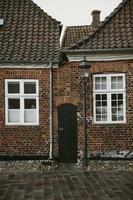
<box><xmin>0</xmin><ymin>170</ymin><xmax>133</xmax><ymax>200</ymax></box>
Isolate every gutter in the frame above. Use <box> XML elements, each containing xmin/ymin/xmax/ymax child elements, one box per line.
<box><xmin>0</xmin><ymin>60</ymin><xmax>59</xmax><ymax>64</ymax></box>
<box><xmin>62</xmin><ymin>48</ymin><xmax>133</xmax><ymax>62</ymax></box>
<box><xmin>49</xmin><ymin>62</ymin><xmax>53</xmax><ymax>159</ymax></box>
<box><xmin>62</xmin><ymin>48</ymin><xmax>133</xmax><ymax>53</ymax></box>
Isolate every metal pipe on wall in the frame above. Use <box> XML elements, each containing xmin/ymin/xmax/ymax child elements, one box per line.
<box><xmin>49</xmin><ymin>62</ymin><xmax>53</xmax><ymax>159</ymax></box>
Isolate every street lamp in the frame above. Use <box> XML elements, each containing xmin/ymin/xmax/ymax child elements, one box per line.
<box><xmin>79</xmin><ymin>56</ymin><xmax>91</xmax><ymax>167</ymax></box>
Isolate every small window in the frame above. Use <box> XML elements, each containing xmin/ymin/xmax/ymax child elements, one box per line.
<box><xmin>5</xmin><ymin>80</ymin><xmax>39</xmax><ymax>125</ymax></box>
<box><xmin>93</xmin><ymin>74</ymin><xmax>126</xmax><ymax>124</ymax></box>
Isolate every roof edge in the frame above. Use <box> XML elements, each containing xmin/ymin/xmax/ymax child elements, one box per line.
<box><xmin>67</xmin><ymin>0</ymin><xmax>129</xmax><ymax>49</ymax></box>
<box><xmin>62</xmin><ymin>47</ymin><xmax>133</xmax><ymax>53</ymax></box>
<box><xmin>0</xmin><ymin>60</ymin><xmax>60</xmax><ymax>65</ymax></box>
<box><xmin>31</xmin><ymin>0</ymin><xmax>61</xmax><ymax>24</ymax></box>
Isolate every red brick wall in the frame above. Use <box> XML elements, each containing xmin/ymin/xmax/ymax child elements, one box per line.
<box><xmin>54</xmin><ymin>60</ymin><xmax>133</xmax><ymax>157</ymax></box>
<box><xmin>0</xmin><ymin>60</ymin><xmax>133</xmax><ymax>158</ymax></box>
<box><xmin>0</xmin><ymin>68</ymin><xmax>50</xmax><ymax>156</ymax></box>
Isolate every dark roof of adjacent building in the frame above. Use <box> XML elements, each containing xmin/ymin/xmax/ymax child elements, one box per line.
<box><xmin>0</xmin><ymin>0</ymin><xmax>62</xmax><ymax>64</ymax></box>
<box><xmin>62</xmin><ymin>0</ymin><xmax>133</xmax><ymax>50</ymax></box>
<box><xmin>61</xmin><ymin>25</ymin><xmax>91</xmax><ymax>49</ymax></box>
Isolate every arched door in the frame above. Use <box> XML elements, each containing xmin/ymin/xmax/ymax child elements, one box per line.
<box><xmin>58</xmin><ymin>104</ymin><xmax>77</xmax><ymax>162</ymax></box>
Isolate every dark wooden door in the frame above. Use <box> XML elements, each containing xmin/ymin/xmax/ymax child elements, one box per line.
<box><xmin>58</xmin><ymin>104</ymin><xmax>77</xmax><ymax>163</ymax></box>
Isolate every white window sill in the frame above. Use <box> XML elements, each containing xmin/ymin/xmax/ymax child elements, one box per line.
<box><xmin>93</xmin><ymin>121</ymin><xmax>126</xmax><ymax>125</ymax></box>
<box><xmin>5</xmin><ymin>123</ymin><xmax>39</xmax><ymax>126</ymax></box>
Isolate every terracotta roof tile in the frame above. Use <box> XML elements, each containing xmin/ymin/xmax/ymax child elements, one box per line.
<box><xmin>62</xmin><ymin>0</ymin><xmax>133</xmax><ymax>50</ymax></box>
<box><xmin>61</xmin><ymin>25</ymin><xmax>91</xmax><ymax>48</ymax></box>
<box><xmin>0</xmin><ymin>0</ymin><xmax>61</xmax><ymax>63</ymax></box>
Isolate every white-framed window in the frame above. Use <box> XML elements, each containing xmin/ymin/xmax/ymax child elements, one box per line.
<box><xmin>5</xmin><ymin>79</ymin><xmax>39</xmax><ymax>125</ymax></box>
<box><xmin>93</xmin><ymin>74</ymin><xmax>126</xmax><ymax>124</ymax></box>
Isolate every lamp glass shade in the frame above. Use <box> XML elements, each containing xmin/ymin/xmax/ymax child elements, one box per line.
<box><xmin>79</xmin><ymin>57</ymin><xmax>91</xmax><ymax>69</ymax></box>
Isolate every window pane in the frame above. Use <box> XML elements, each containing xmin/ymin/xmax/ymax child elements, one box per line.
<box><xmin>95</xmin><ymin>94</ymin><xmax>107</xmax><ymax>122</ymax></box>
<box><xmin>95</xmin><ymin>77</ymin><xmax>107</xmax><ymax>90</ymax></box>
<box><xmin>118</xmin><ymin>82</ymin><xmax>123</xmax><ymax>89</ymax></box>
<box><xmin>96</xmin><ymin>114</ymin><xmax>107</xmax><ymax>121</ymax></box>
<box><xmin>111</xmin><ymin>83</ymin><xmax>116</xmax><ymax>89</ymax></box>
<box><xmin>111</xmin><ymin>94</ymin><xmax>117</xmax><ymax>106</ymax></box>
<box><xmin>111</xmin><ymin>77</ymin><xmax>117</xmax><ymax>89</ymax></box>
<box><xmin>24</xmin><ymin>99</ymin><xmax>36</xmax><ymax>109</ymax></box>
<box><xmin>8</xmin><ymin>110</ymin><xmax>20</xmax><ymax>122</ymax></box>
<box><xmin>96</xmin><ymin>115</ymin><xmax>101</xmax><ymax>121</ymax></box>
<box><xmin>95</xmin><ymin>77</ymin><xmax>100</xmax><ymax>84</ymax></box>
<box><xmin>24</xmin><ymin>82</ymin><xmax>36</xmax><ymax>94</ymax></box>
<box><xmin>112</xmin><ymin>94</ymin><xmax>116</xmax><ymax>100</ymax></box>
<box><xmin>96</xmin><ymin>108</ymin><xmax>101</xmax><ymax>114</ymax></box>
<box><xmin>102</xmin><ymin>101</ymin><xmax>107</xmax><ymax>106</ymax></box>
<box><xmin>96</xmin><ymin>101</ymin><xmax>101</xmax><ymax>107</ymax></box>
<box><xmin>95</xmin><ymin>77</ymin><xmax>100</xmax><ymax>89</ymax></box>
<box><xmin>118</xmin><ymin>94</ymin><xmax>123</xmax><ymax>99</ymax></box>
<box><xmin>118</xmin><ymin>76</ymin><xmax>123</xmax><ymax>83</ymax></box>
<box><xmin>111</xmin><ymin>77</ymin><xmax>116</xmax><ymax>82</ymax></box>
<box><xmin>102</xmin><ymin>94</ymin><xmax>107</xmax><ymax>100</ymax></box>
<box><xmin>102</xmin><ymin>107</ymin><xmax>107</xmax><ymax>115</ymax></box>
<box><xmin>8</xmin><ymin>99</ymin><xmax>20</xmax><ymax>109</ymax></box>
<box><xmin>101</xmin><ymin>77</ymin><xmax>107</xmax><ymax>89</ymax></box>
<box><xmin>111</xmin><ymin>76</ymin><xmax>123</xmax><ymax>89</ymax></box>
<box><xmin>118</xmin><ymin>76</ymin><xmax>123</xmax><ymax>89</ymax></box>
<box><xmin>102</xmin><ymin>115</ymin><xmax>107</xmax><ymax>121</ymax></box>
<box><xmin>8</xmin><ymin>82</ymin><xmax>19</xmax><ymax>93</ymax></box>
<box><xmin>95</xmin><ymin>83</ymin><xmax>100</xmax><ymax>90</ymax></box>
<box><xmin>112</xmin><ymin>115</ymin><xmax>117</xmax><ymax>121</ymax></box>
<box><xmin>112</xmin><ymin>107</ymin><xmax>117</xmax><ymax>114</ymax></box>
<box><xmin>111</xmin><ymin>93</ymin><xmax>124</xmax><ymax>121</ymax></box>
<box><xmin>118</xmin><ymin>101</ymin><xmax>123</xmax><ymax>106</ymax></box>
<box><xmin>24</xmin><ymin>110</ymin><xmax>36</xmax><ymax>123</ymax></box>
<box><xmin>96</xmin><ymin>94</ymin><xmax>101</xmax><ymax>100</ymax></box>
<box><xmin>112</xmin><ymin>101</ymin><xmax>117</xmax><ymax>106</ymax></box>
<box><xmin>118</xmin><ymin>115</ymin><xmax>123</xmax><ymax>121</ymax></box>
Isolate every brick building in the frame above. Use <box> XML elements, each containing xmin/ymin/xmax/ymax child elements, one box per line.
<box><xmin>60</xmin><ymin>0</ymin><xmax>133</xmax><ymax>161</ymax></box>
<box><xmin>0</xmin><ymin>0</ymin><xmax>61</xmax><ymax>159</ymax></box>
<box><xmin>0</xmin><ymin>0</ymin><xmax>133</xmax><ymax>162</ymax></box>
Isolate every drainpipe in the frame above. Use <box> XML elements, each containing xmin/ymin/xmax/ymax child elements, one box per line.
<box><xmin>49</xmin><ymin>62</ymin><xmax>53</xmax><ymax>159</ymax></box>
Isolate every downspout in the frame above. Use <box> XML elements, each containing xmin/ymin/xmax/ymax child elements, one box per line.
<box><xmin>49</xmin><ymin>62</ymin><xmax>53</xmax><ymax>159</ymax></box>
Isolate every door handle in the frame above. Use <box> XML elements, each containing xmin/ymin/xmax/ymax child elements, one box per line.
<box><xmin>59</xmin><ymin>128</ymin><xmax>63</xmax><ymax>131</ymax></box>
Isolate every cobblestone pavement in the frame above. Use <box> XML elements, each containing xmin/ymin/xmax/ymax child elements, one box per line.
<box><xmin>0</xmin><ymin>170</ymin><xmax>133</xmax><ymax>200</ymax></box>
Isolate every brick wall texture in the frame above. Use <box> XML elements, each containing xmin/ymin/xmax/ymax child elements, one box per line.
<box><xmin>0</xmin><ymin>60</ymin><xmax>133</xmax><ymax>157</ymax></box>
<box><xmin>0</xmin><ymin>68</ymin><xmax>50</xmax><ymax>156</ymax></box>
<box><xmin>53</xmin><ymin>61</ymin><xmax>133</xmax><ymax>157</ymax></box>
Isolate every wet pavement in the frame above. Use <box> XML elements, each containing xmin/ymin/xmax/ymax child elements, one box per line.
<box><xmin>0</xmin><ymin>170</ymin><xmax>133</xmax><ymax>200</ymax></box>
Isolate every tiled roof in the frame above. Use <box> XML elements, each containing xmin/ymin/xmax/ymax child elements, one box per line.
<box><xmin>0</xmin><ymin>0</ymin><xmax>61</xmax><ymax>64</ymax></box>
<box><xmin>63</xmin><ymin>0</ymin><xmax>133</xmax><ymax>50</ymax></box>
<box><xmin>61</xmin><ymin>25</ymin><xmax>91</xmax><ymax>48</ymax></box>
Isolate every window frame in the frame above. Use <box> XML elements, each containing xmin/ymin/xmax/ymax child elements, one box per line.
<box><xmin>93</xmin><ymin>74</ymin><xmax>126</xmax><ymax>124</ymax></box>
<box><xmin>5</xmin><ymin>79</ymin><xmax>39</xmax><ymax>126</ymax></box>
